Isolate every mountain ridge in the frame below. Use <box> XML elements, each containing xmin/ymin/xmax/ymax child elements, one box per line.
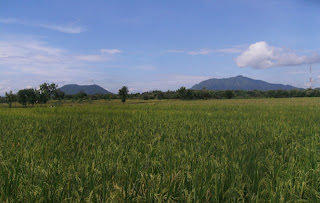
<box><xmin>59</xmin><ymin>84</ymin><xmax>113</xmax><ymax>95</ymax></box>
<box><xmin>191</xmin><ymin>75</ymin><xmax>301</xmax><ymax>91</ymax></box>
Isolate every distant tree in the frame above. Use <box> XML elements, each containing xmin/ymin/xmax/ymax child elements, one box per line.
<box><xmin>52</xmin><ymin>89</ymin><xmax>65</xmax><ymax>101</ymax></box>
<box><xmin>201</xmin><ymin>88</ymin><xmax>211</xmax><ymax>99</ymax></box>
<box><xmin>157</xmin><ymin>91</ymin><xmax>165</xmax><ymax>100</ymax></box>
<box><xmin>76</xmin><ymin>91</ymin><xmax>87</xmax><ymax>100</ymax></box>
<box><xmin>5</xmin><ymin>91</ymin><xmax>16</xmax><ymax>108</ymax></box>
<box><xmin>119</xmin><ymin>86</ymin><xmax>129</xmax><ymax>104</ymax></box>
<box><xmin>39</xmin><ymin>83</ymin><xmax>58</xmax><ymax>104</ymax></box>
<box><xmin>17</xmin><ymin>89</ymin><xmax>38</xmax><ymax>107</ymax></box>
<box><xmin>185</xmin><ymin>89</ymin><xmax>193</xmax><ymax>99</ymax></box>
<box><xmin>143</xmin><ymin>94</ymin><xmax>149</xmax><ymax>100</ymax></box>
<box><xmin>17</xmin><ymin>89</ymin><xmax>28</xmax><ymax>107</ymax></box>
<box><xmin>305</xmin><ymin>88</ymin><xmax>315</xmax><ymax>97</ymax></box>
<box><xmin>26</xmin><ymin>89</ymin><xmax>37</xmax><ymax>106</ymax></box>
<box><xmin>177</xmin><ymin>87</ymin><xmax>187</xmax><ymax>99</ymax></box>
<box><xmin>225</xmin><ymin>90</ymin><xmax>234</xmax><ymax>99</ymax></box>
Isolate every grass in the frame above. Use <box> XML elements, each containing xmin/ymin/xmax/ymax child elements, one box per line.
<box><xmin>1</xmin><ymin>98</ymin><xmax>320</xmax><ymax>202</ymax></box>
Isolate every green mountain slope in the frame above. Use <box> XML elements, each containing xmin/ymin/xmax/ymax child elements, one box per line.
<box><xmin>191</xmin><ymin>75</ymin><xmax>300</xmax><ymax>91</ymax></box>
<box><xmin>59</xmin><ymin>84</ymin><xmax>113</xmax><ymax>95</ymax></box>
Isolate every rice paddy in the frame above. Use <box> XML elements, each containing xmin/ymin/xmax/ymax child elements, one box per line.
<box><xmin>1</xmin><ymin>98</ymin><xmax>320</xmax><ymax>202</ymax></box>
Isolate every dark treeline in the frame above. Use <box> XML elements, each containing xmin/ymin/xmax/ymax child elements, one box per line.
<box><xmin>2</xmin><ymin>85</ymin><xmax>320</xmax><ymax>107</ymax></box>
<box><xmin>126</xmin><ymin>88</ymin><xmax>320</xmax><ymax>100</ymax></box>
<box><xmin>0</xmin><ymin>83</ymin><xmax>64</xmax><ymax>108</ymax></box>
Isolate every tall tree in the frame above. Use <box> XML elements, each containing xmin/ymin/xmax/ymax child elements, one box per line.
<box><xmin>177</xmin><ymin>87</ymin><xmax>187</xmax><ymax>99</ymax></box>
<box><xmin>17</xmin><ymin>89</ymin><xmax>37</xmax><ymax>107</ymax></box>
<box><xmin>225</xmin><ymin>90</ymin><xmax>234</xmax><ymax>99</ymax></box>
<box><xmin>25</xmin><ymin>89</ymin><xmax>37</xmax><ymax>106</ymax></box>
<box><xmin>17</xmin><ymin>89</ymin><xmax>28</xmax><ymax>107</ymax></box>
<box><xmin>39</xmin><ymin>83</ymin><xmax>58</xmax><ymax>104</ymax></box>
<box><xmin>52</xmin><ymin>89</ymin><xmax>65</xmax><ymax>101</ymax></box>
<box><xmin>119</xmin><ymin>86</ymin><xmax>129</xmax><ymax>104</ymax></box>
<box><xmin>5</xmin><ymin>91</ymin><xmax>16</xmax><ymax>108</ymax></box>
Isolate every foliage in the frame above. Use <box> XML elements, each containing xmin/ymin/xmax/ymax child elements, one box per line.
<box><xmin>224</xmin><ymin>90</ymin><xmax>234</xmax><ymax>99</ymax></box>
<box><xmin>76</xmin><ymin>91</ymin><xmax>88</xmax><ymax>100</ymax></box>
<box><xmin>52</xmin><ymin>89</ymin><xmax>65</xmax><ymax>101</ymax></box>
<box><xmin>6</xmin><ymin>82</ymin><xmax>320</xmax><ymax>108</ymax></box>
<box><xmin>5</xmin><ymin>91</ymin><xmax>16</xmax><ymax>108</ymax></box>
<box><xmin>177</xmin><ymin>86</ymin><xmax>187</xmax><ymax>99</ymax></box>
<box><xmin>119</xmin><ymin>86</ymin><xmax>129</xmax><ymax>103</ymax></box>
<box><xmin>38</xmin><ymin>83</ymin><xmax>57</xmax><ymax>104</ymax></box>
<box><xmin>17</xmin><ymin>89</ymin><xmax>37</xmax><ymax>107</ymax></box>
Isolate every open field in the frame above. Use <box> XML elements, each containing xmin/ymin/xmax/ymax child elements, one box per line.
<box><xmin>1</xmin><ymin>98</ymin><xmax>320</xmax><ymax>202</ymax></box>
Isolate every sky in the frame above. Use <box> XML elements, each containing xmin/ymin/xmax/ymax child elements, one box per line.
<box><xmin>1</xmin><ymin>0</ymin><xmax>320</xmax><ymax>94</ymax></box>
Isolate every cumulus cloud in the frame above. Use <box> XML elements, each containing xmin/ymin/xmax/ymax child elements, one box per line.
<box><xmin>0</xmin><ymin>17</ymin><xmax>86</xmax><ymax>34</ymax></box>
<box><xmin>235</xmin><ymin>41</ymin><xmax>320</xmax><ymax>69</ymax></box>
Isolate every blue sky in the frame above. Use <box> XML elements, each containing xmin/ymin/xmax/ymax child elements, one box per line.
<box><xmin>1</xmin><ymin>0</ymin><xmax>320</xmax><ymax>94</ymax></box>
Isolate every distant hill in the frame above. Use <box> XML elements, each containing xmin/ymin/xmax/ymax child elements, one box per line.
<box><xmin>59</xmin><ymin>84</ymin><xmax>113</xmax><ymax>95</ymax></box>
<box><xmin>191</xmin><ymin>75</ymin><xmax>300</xmax><ymax>91</ymax></box>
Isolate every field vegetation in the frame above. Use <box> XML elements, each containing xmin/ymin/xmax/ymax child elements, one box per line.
<box><xmin>1</xmin><ymin>98</ymin><xmax>320</xmax><ymax>202</ymax></box>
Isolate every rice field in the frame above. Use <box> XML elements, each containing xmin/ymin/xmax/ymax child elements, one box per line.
<box><xmin>1</xmin><ymin>98</ymin><xmax>320</xmax><ymax>202</ymax></box>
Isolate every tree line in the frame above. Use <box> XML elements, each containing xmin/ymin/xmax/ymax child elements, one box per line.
<box><xmin>0</xmin><ymin>83</ymin><xmax>64</xmax><ymax>108</ymax></box>
<box><xmin>2</xmin><ymin>84</ymin><xmax>320</xmax><ymax>107</ymax></box>
<box><xmin>124</xmin><ymin>88</ymin><xmax>320</xmax><ymax>100</ymax></box>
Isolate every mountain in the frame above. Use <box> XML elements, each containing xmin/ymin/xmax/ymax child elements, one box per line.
<box><xmin>59</xmin><ymin>84</ymin><xmax>113</xmax><ymax>95</ymax></box>
<box><xmin>191</xmin><ymin>75</ymin><xmax>300</xmax><ymax>91</ymax></box>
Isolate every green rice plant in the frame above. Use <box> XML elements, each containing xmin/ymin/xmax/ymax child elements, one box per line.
<box><xmin>1</xmin><ymin>98</ymin><xmax>320</xmax><ymax>202</ymax></box>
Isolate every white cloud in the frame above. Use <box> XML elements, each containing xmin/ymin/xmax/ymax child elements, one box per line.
<box><xmin>0</xmin><ymin>17</ymin><xmax>86</xmax><ymax>34</ymax></box>
<box><xmin>235</xmin><ymin>41</ymin><xmax>320</xmax><ymax>69</ymax></box>
<box><xmin>0</xmin><ymin>40</ymin><xmax>111</xmax><ymax>66</ymax></box>
<box><xmin>188</xmin><ymin>48</ymin><xmax>212</xmax><ymax>55</ymax></box>
<box><xmin>0</xmin><ymin>38</ymin><xmax>121</xmax><ymax>95</ymax></box>
<box><xmin>215</xmin><ymin>47</ymin><xmax>243</xmax><ymax>54</ymax></box>
<box><xmin>167</xmin><ymin>46</ymin><xmax>244</xmax><ymax>55</ymax></box>
<box><xmin>74</xmin><ymin>54</ymin><xmax>108</xmax><ymax>62</ymax></box>
<box><xmin>38</xmin><ymin>23</ymin><xmax>86</xmax><ymax>34</ymax></box>
<box><xmin>100</xmin><ymin>49</ymin><xmax>122</xmax><ymax>54</ymax></box>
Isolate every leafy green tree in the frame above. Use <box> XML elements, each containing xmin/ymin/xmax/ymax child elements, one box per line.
<box><xmin>156</xmin><ymin>91</ymin><xmax>165</xmax><ymax>100</ymax></box>
<box><xmin>185</xmin><ymin>89</ymin><xmax>193</xmax><ymax>99</ymax></box>
<box><xmin>201</xmin><ymin>88</ymin><xmax>211</xmax><ymax>99</ymax></box>
<box><xmin>39</xmin><ymin>83</ymin><xmax>58</xmax><ymax>104</ymax></box>
<box><xmin>17</xmin><ymin>89</ymin><xmax>28</xmax><ymax>107</ymax></box>
<box><xmin>26</xmin><ymin>89</ymin><xmax>37</xmax><ymax>106</ymax></box>
<box><xmin>225</xmin><ymin>90</ymin><xmax>234</xmax><ymax>99</ymax></box>
<box><xmin>5</xmin><ymin>91</ymin><xmax>16</xmax><ymax>108</ymax></box>
<box><xmin>119</xmin><ymin>86</ymin><xmax>129</xmax><ymax>104</ymax></box>
<box><xmin>17</xmin><ymin>89</ymin><xmax>38</xmax><ymax>107</ymax></box>
<box><xmin>143</xmin><ymin>94</ymin><xmax>149</xmax><ymax>100</ymax></box>
<box><xmin>52</xmin><ymin>89</ymin><xmax>65</xmax><ymax>101</ymax></box>
<box><xmin>177</xmin><ymin>87</ymin><xmax>187</xmax><ymax>99</ymax></box>
<box><xmin>76</xmin><ymin>91</ymin><xmax>87</xmax><ymax>101</ymax></box>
